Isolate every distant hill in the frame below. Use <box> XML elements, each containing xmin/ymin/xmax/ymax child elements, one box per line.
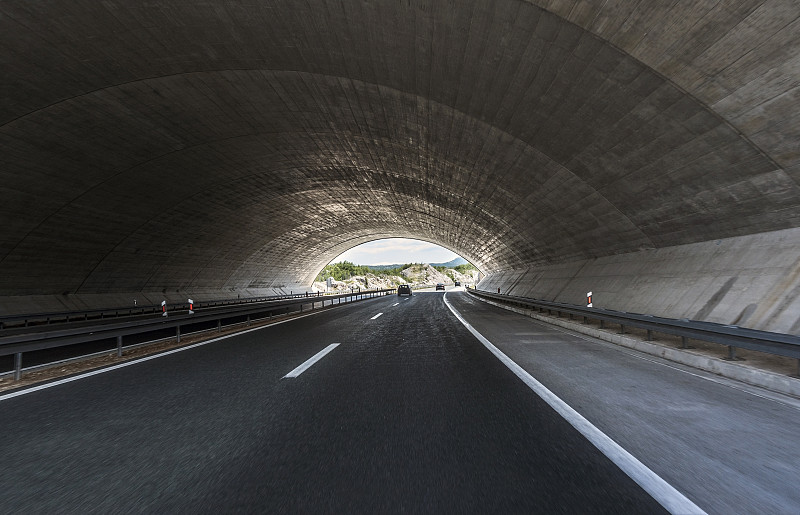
<box><xmin>431</xmin><ymin>257</ymin><xmax>467</xmax><ymax>267</ymax></box>
<box><xmin>362</xmin><ymin>263</ymin><xmax>407</xmax><ymax>271</ymax></box>
<box><xmin>361</xmin><ymin>257</ymin><xmax>468</xmax><ymax>271</ymax></box>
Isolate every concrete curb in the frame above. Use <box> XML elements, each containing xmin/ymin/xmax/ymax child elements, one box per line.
<box><xmin>477</xmin><ymin>297</ymin><xmax>800</xmax><ymax>399</ymax></box>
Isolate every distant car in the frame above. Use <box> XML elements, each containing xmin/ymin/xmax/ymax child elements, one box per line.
<box><xmin>397</xmin><ymin>284</ymin><xmax>412</xmax><ymax>296</ymax></box>
<box><xmin>435</xmin><ymin>283</ymin><xmax>445</xmax><ymax>291</ymax></box>
<box><xmin>454</xmin><ymin>281</ymin><xmax>461</xmax><ymax>286</ymax></box>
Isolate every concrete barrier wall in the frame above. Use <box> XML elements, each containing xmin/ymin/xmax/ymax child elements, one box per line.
<box><xmin>478</xmin><ymin>228</ymin><xmax>800</xmax><ymax>334</ymax></box>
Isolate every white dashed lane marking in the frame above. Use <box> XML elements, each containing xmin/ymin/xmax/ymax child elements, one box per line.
<box><xmin>283</xmin><ymin>344</ymin><xmax>340</xmax><ymax>378</ymax></box>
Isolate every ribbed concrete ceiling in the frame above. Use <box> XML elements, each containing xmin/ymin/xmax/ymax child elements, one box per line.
<box><xmin>1</xmin><ymin>1</ymin><xmax>799</xmax><ymax>296</ymax></box>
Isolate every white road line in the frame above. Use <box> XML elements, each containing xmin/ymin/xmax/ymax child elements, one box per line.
<box><xmin>392</xmin><ymin>303</ymin><xmax>399</xmax><ymax>307</ymax></box>
<box><xmin>370</xmin><ymin>312</ymin><xmax>383</xmax><ymax>320</ymax></box>
<box><xmin>0</xmin><ymin>308</ymin><xmax>333</xmax><ymax>402</ymax></box>
<box><xmin>442</xmin><ymin>294</ymin><xmax>706</xmax><ymax>515</ymax></box>
<box><xmin>283</xmin><ymin>343</ymin><xmax>340</xmax><ymax>378</ymax></box>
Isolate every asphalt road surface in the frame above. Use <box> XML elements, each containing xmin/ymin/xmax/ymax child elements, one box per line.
<box><xmin>0</xmin><ymin>291</ymin><xmax>671</xmax><ymax>513</ymax></box>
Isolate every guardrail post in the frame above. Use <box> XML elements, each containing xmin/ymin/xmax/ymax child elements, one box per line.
<box><xmin>619</xmin><ymin>324</ymin><xmax>625</xmax><ymax>334</ymax></box>
<box><xmin>176</xmin><ymin>325</ymin><xmax>181</xmax><ymax>343</ymax></box>
<box><xmin>583</xmin><ymin>316</ymin><xmax>588</xmax><ymax>324</ymax></box>
<box><xmin>217</xmin><ymin>319</ymin><xmax>222</xmax><ymax>332</ymax></box>
<box><xmin>247</xmin><ymin>315</ymin><xmax>251</xmax><ymax>326</ymax></box>
<box><xmin>681</xmin><ymin>336</ymin><xmax>689</xmax><ymax>349</ymax></box>
<box><xmin>599</xmin><ymin>320</ymin><xmax>605</xmax><ymax>329</ymax></box>
<box><xmin>117</xmin><ymin>335</ymin><xmax>123</xmax><ymax>357</ymax></box>
<box><xmin>725</xmin><ymin>345</ymin><xmax>743</xmax><ymax>361</ymax></box>
<box><xmin>646</xmin><ymin>329</ymin><xmax>653</xmax><ymax>341</ymax></box>
<box><xmin>14</xmin><ymin>352</ymin><xmax>22</xmax><ymax>381</ymax></box>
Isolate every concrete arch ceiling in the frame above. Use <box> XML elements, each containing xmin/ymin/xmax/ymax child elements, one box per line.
<box><xmin>1</xmin><ymin>1</ymin><xmax>799</xmax><ymax>301</ymax></box>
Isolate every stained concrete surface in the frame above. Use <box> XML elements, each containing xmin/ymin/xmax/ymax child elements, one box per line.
<box><xmin>0</xmin><ymin>1</ymin><xmax>799</xmax><ymax>329</ymax></box>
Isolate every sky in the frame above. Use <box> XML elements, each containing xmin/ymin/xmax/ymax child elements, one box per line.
<box><xmin>330</xmin><ymin>238</ymin><xmax>460</xmax><ymax>266</ymax></box>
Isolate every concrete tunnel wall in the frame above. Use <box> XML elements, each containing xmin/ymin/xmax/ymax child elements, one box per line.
<box><xmin>1</xmin><ymin>1</ymin><xmax>800</xmax><ymax>332</ymax></box>
<box><xmin>478</xmin><ymin>227</ymin><xmax>800</xmax><ymax>334</ymax></box>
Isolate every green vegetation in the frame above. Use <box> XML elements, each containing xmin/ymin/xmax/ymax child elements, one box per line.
<box><xmin>452</xmin><ymin>264</ymin><xmax>476</xmax><ymax>274</ymax></box>
<box><xmin>316</xmin><ymin>261</ymin><xmax>477</xmax><ymax>282</ymax></box>
<box><xmin>315</xmin><ymin>261</ymin><xmax>418</xmax><ymax>282</ymax></box>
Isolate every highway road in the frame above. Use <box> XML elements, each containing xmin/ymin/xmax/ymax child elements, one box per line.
<box><xmin>0</xmin><ymin>290</ymin><xmax>672</xmax><ymax>513</ymax></box>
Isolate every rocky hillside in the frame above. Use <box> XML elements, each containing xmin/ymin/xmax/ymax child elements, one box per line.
<box><xmin>313</xmin><ymin>264</ymin><xmax>478</xmax><ymax>293</ymax></box>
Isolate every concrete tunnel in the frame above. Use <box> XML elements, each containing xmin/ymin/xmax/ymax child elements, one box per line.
<box><xmin>1</xmin><ymin>1</ymin><xmax>800</xmax><ymax>333</ymax></box>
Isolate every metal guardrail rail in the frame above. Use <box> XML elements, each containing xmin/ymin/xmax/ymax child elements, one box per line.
<box><xmin>468</xmin><ymin>289</ymin><xmax>800</xmax><ymax>371</ymax></box>
<box><xmin>1</xmin><ymin>289</ymin><xmax>394</xmax><ymax>381</ymax></box>
<box><xmin>0</xmin><ymin>290</ymin><xmax>368</xmax><ymax>329</ymax></box>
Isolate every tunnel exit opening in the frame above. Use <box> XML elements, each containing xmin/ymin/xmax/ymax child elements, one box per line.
<box><xmin>312</xmin><ymin>238</ymin><xmax>480</xmax><ymax>293</ymax></box>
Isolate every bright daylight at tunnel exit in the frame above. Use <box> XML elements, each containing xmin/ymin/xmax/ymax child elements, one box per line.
<box><xmin>1</xmin><ymin>1</ymin><xmax>800</xmax><ymax>514</ymax></box>
<box><xmin>313</xmin><ymin>238</ymin><xmax>480</xmax><ymax>293</ymax></box>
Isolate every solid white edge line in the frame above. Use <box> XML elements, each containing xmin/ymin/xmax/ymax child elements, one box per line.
<box><xmin>370</xmin><ymin>312</ymin><xmax>383</xmax><ymax>320</ymax></box>
<box><xmin>443</xmin><ymin>293</ymin><xmax>705</xmax><ymax>515</ymax></box>
<box><xmin>518</xmin><ymin>311</ymin><xmax>800</xmax><ymax>410</ymax></box>
<box><xmin>283</xmin><ymin>343</ymin><xmax>340</xmax><ymax>378</ymax></box>
<box><xmin>0</xmin><ymin>307</ymin><xmax>332</xmax><ymax>402</ymax></box>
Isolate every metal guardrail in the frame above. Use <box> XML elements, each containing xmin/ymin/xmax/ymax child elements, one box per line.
<box><xmin>468</xmin><ymin>289</ymin><xmax>800</xmax><ymax>370</ymax></box>
<box><xmin>0</xmin><ymin>289</ymin><xmax>369</xmax><ymax>330</ymax></box>
<box><xmin>1</xmin><ymin>289</ymin><xmax>394</xmax><ymax>381</ymax></box>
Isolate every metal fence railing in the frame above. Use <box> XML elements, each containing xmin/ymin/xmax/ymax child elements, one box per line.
<box><xmin>1</xmin><ymin>289</ymin><xmax>393</xmax><ymax>381</ymax></box>
<box><xmin>0</xmin><ymin>289</ymin><xmax>375</xmax><ymax>330</ymax></box>
<box><xmin>468</xmin><ymin>289</ymin><xmax>800</xmax><ymax>374</ymax></box>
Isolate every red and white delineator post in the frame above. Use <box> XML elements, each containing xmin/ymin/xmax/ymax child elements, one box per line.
<box><xmin>161</xmin><ymin>300</ymin><xmax>168</xmax><ymax>317</ymax></box>
<box><xmin>188</xmin><ymin>298</ymin><xmax>194</xmax><ymax>314</ymax></box>
<box><xmin>587</xmin><ymin>292</ymin><xmax>593</xmax><ymax>308</ymax></box>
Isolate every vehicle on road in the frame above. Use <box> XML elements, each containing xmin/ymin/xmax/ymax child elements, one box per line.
<box><xmin>454</xmin><ymin>281</ymin><xmax>461</xmax><ymax>286</ymax></box>
<box><xmin>397</xmin><ymin>284</ymin><xmax>412</xmax><ymax>296</ymax></box>
<box><xmin>435</xmin><ymin>283</ymin><xmax>445</xmax><ymax>291</ymax></box>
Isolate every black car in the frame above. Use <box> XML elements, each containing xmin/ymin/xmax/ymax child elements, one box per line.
<box><xmin>397</xmin><ymin>284</ymin><xmax>412</xmax><ymax>296</ymax></box>
<box><xmin>435</xmin><ymin>283</ymin><xmax>445</xmax><ymax>291</ymax></box>
<box><xmin>454</xmin><ymin>281</ymin><xmax>461</xmax><ymax>286</ymax></box>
